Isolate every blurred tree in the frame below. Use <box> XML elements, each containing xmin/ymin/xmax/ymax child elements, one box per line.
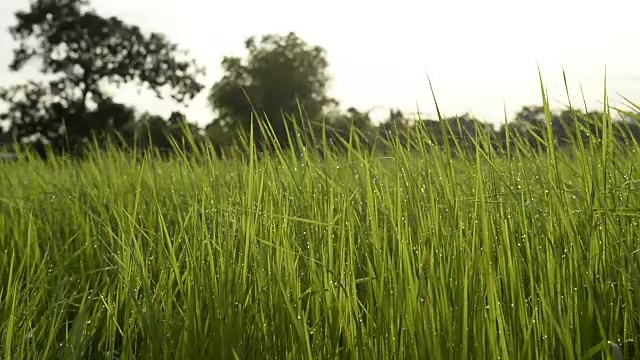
<box><xmin>0</xmin><ymin>0</ymin><xmax>205</xmax><ymax>153</ymax></box>
<box><xmin>512</xmin><ymin>106</ymin><xmax>547</xmax><ymax>130</ymax></box>
<box><xmin>500</xmin><ymin>105</ymin><xmax>552</xmax><ymax>151</ymax></box>
<box><xmin>379</xmin><ymin>109</ymin><xmax>409</xmax><ymax>132</ymax></box>
<box><xmin>204</xmin><ymin>121</ymin><xmax>235</xmax><ymax>155</ymax></box>
<box><xmin>323</xmin><ymin>107</ymin><xmax>374</xmax><ymax>147</ymax></box>
<box><xmin>133</xmin><ymin>111</ymin><xmax>203</xmax><ymax>154</ymax></box>
<box><xmin>503</xmin><ymin>106</ymin><xmax>609</xmax><ymax>150</ymax></box>
<box><xmin>207</xmin><ymin>32</ymin><xmax>336</xmax><ymax>150</ymax></box>
<box><xmin>377</xmin><ymin>109</ymin><xmax>411</xmax><ymax>150</ymax></box>
<box><xmin>0</xmin><ymin>81</ymin><xmax>139</xmax><ymax>154</ymax></box>
<box><xmin>0</xmin><ymin>125</ymin><xmax>13</xmax><ymax>149</ymax></box>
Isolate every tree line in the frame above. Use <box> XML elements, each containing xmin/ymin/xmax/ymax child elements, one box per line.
<box><xmin>2</xmin><ymin>0</ymin><xmax>640</xmax><ymax>159</ymax></box>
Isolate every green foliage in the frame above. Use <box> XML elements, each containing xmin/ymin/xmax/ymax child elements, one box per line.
<box><xmin>2</xmin><ymin>86</ymin><xmax>640</xmax><ymax>358</ymax></box>
<box><xmin>132</xmin><ymin>111</ymin><xmax>204</xmax><ymax>154</ymax></box>
<box><xmin>8</xmin><ymin>0</ymin><xmax>204</xmax><ymax>101</ymax></box>
<box><xmin>207</xmin><ymin>32</ymin><xmax>336</xmax><ymax>150</ymax></box>
<box><xmin>0</xmin><ymin>81</ymin><xmax>137</xmax><ymax>153</ymax></box>
<box><xmin>0</xmin><ymin>0</ymin><xmax>205</xmax><ymax>152</ymax></box>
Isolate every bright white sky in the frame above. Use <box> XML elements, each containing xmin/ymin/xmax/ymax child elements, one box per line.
<box><xmin>1</xmin><ymin>0</ymin><xmax>640</xmax><ymax>126</ymax></box>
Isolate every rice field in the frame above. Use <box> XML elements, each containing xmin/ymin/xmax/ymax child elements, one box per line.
<box><xmin>1</xmin><ymin>80</ymin><xmax>639</xmax><ymax>359</ymax></box>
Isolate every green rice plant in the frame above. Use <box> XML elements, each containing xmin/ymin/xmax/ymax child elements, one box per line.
<box><xmin>0</xmin><ymin>72</ymin><xmax>639</xmax><ymax>359</ymax></box>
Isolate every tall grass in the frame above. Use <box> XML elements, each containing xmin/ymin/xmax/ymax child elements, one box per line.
<box><xmin>1</xmin><ymin>75</ymin><xmax>639</xmax><ymax>359</ymax></box>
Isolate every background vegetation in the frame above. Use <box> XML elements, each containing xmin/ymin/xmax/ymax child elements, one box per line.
<box><xmin>2</xmin><ymin>0</ymin><xmax>640</xmax><ymax>158</ymax></box>
<box><xmin>2</xmin><ymin>91</ymin><xmax>640</xmax><ymax>359</ymax></box>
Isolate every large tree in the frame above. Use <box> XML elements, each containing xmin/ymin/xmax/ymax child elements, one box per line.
<box><xmin>0</xmin><ymin>0</ymin><xmax>205</xmax><ymax>152</ymax></box>
<box><xmin>207</xmin><ymin>32</ymin><xmax>336</xmax><ymax>149</ymax></box>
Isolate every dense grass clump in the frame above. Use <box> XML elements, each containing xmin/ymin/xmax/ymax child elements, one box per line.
<box><xmin>1</xmin><ymin>81</ymin><xmax>640</xmax><ymax>359</ymax></box>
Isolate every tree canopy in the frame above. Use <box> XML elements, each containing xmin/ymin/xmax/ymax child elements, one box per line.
<box><xmin>0</xmin><ymin>0</ymin><xmax>204</xmax><ymax>152</ymax></box>
<box><xmin>207</xmin><ymin>32</ymin><xmax>336</xmax><ymax>149</ymax></box>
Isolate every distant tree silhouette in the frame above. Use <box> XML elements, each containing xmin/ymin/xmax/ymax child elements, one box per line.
<box><xmin>0</xmin><ymin>0</ymin><xmax>205</xmax><ymax>154</ymax></box>
<box><xmin>378</xmin><ymin>109</ymin><xmax>409</xmax><ymax>136</ymax></box>
<box><xmin>207</xmin><ymin>32</ymin><xmax>336</xmax><ymax>150</ymax></box>
<box><xmin>132</xmin><ymin>111</ymin><xmax>203</xmax><ymax>154</ymax></box>
<box><xmin>498</xmin><ymin>105</ymin><xmax>612</xmax><ymax>151</ymax></box>
<box><xmin>0</xmin><ymin>125</ymin><xmax>13</xmax><ymax>150</ymax></box>
<box><xmin>319</xmin><ymin>107</ymin><xmax>375</xmax><ymax>151</ymax></box>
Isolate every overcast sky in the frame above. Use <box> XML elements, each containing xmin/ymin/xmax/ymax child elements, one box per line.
<box><xmin>1</xmin><ymin>0</ymin><xmax>640</xmax><ymax>125</ymax></box>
